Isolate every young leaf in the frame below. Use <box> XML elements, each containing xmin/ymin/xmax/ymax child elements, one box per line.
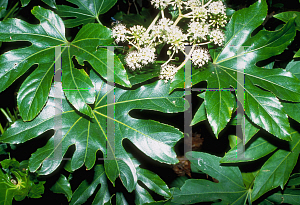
<box><xmin>56</xmin><ymin>0</ymin><xmax>117</xmax><ymax>27</ymax></box>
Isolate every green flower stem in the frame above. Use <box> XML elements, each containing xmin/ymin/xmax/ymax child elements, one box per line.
<box><xmin>3</xmin><ymin>1</ymin><xmax>18</xmax><ymax>21</ymax></box>
<box><xmin>95</xmin><ymin>16</ymin><xmax>102</xmax><ymax>25</ymax></box>
<box><xmin>0</xmin><ymin>123</ymin><xmax>4</xmax><ymax>135</ymax></box>
<box><xmin>0</xmin><ymin>108</ymin><xmax>12</xmax><ymax>123</ymax></box>
<box><xmin>162</xmin><ymin>50</ymin><xmax>176</xmax><ymax>67</ymax></box>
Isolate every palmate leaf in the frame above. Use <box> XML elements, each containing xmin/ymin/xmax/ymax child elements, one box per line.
<box><xmin>0</xmin><ymin>6</ymin><xmax>131</xmax><ymax>121</ymax></box>
<box><xmin>250</xmin><ymin>128</ymin><xmax>300</xmax><ymax>201</ymax></box>
<box><xmin>170</xmin><ymin>0</ymin><xmax>300</xmax><ymax>140</ymax></box>
<box><xmin>171</xmin><ymin>152</ymin><xmax>248</xmax><ymax>204</ymax></box>
<box><xmin>56</xmin><ymin>0</ymin><xmax>117</xmax><ymax>28</ymax></box>
<box><xmin>0</xmin><ymin>69</ymin><xmax>187</xmax><ymax>193</ymax></box>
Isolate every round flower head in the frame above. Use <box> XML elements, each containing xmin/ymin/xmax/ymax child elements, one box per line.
<box><xmin>139</xmin><ymin>47</ymin><xmax>156</xmax><ymax>65</ymax></box>
<box><xmin>125</xmin><ymin>51</ymin><xmax>142</xmax><ymax>70</ymax></box>
<box><xmin>184</xmin><ymin>0</ymin><xmax>201</xmax><ymax>10</ymax></box>
<box><xmin>208</xmin><ymin>1</ymin><xmax>226</xmax><ymax>15</ymax></box>
<box><xmin>169</xmin><ymin>0</ymin><xmax>184</xmax><ymax>10</ymax></box>
<box><xmin>151</xmin><ymin>0</ymin><xmax>171</xmax><ymax>9</ymax></box>
<box><xmin>154</xmin><ymin>17</ymin><xmax>174</xmax><ymax>42</ymax></box>
<box><xmin>112</xmin><ymin>24</ymin><xmax>128</xmax><ymax>43</ymax></box>
<box><xmin>166</xmin><ymin>26</ymin><xmax>187</xmax><ymax>53</ymax></box>
<box><xmin>209</xmin><ymin>29</ymin><xmax>225</xmax><ymax>46</ymax></box>
<box><xmin>191</xmin><ymin>47</ymin><xmax>210</xmax><ymax>67</ymax></box>
<box><xmin>192</xmin><ymin>6</ymin><xmax>208</xmax><ymax>22</ymax></box>
<box><xmin>129</xmin><ymin>25</ymin><xmax>147</xmax><ymax>46</ymax></box>
<box><xmin>188</xmin><ymin>21</ymin><xmax>210</xmax><ymax>43</ymax></box>
<box><xmin>159</xmin><ymin>64</ymin><xmax>177</xmax><ymax>83</ymax></box>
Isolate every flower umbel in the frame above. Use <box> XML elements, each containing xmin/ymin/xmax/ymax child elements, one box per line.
<box><xmin>191</xmin><ymin>47</ymin><xmax>210</xmax><ymax>67</ymax></box>
<box><xmin>112</xmin><ymin>24</ymin><xmax>128</xmax><ymax>43</ymax></box>
<box><xmin>209</xmin><ymin>29</ymin><xmax>225</xmax><ymax>46</ymax></box>
<box><xmin>188</xmin><ymin>21</ymin><xmax>210</xmax><ymax>43</ymax></box>
<box><xmin>151</xmin><ymin>0</ymin><xmax>171</xmax><ymax>9</ymax></box>
<box><xmin>208</xmin><ymin>1</ymin><xmax>226</xmax><ymax>15</ymax></box>
<box><xmin>111</xmin><ymin>0</ymin><xmax>228</xmax><ymax>79</ymax></box>
<box><xmin>125</xmin><ymin>47</ymin><xmax>156</xmax><ymax>70</ymax></box>
<box><xmin>159</xmin><ymin>64</ymin><xmax>178</xmax><ymax>83</ymax></box>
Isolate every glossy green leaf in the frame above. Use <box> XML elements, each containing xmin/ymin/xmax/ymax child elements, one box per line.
<box><xmin>282</xmin><ymin>101</ymin><xmax>300</xmax><ymax>124</ymax></box>
<box><xmin>0</xmin><ymin>0</ymin><xmax>8</xmax><ymax>19</ymax></box>
<box><xmin>42</xmin><ymin>0</ymin><xmax>57</xmax><ymax>9</ymax></box>
<box><xmin>50</xmin><ymin>174</ymin><xmax>72</xmax><ymax>201</ymax></box>
<box><xmin>56</xmin><ymin>0</ymin><xmax>117</xmax><ymax>28</ymax></box>
<box><xmin>127</xmin><ymin>64</ymin><xmax>161</xmax><ymax>86</ymax></box>
<box><xmin>251</xmin><ymin>129</ymin><xmax>300</xmax><ymax>201</ymax></box>
<box><xmin>243</xmin><ymin>116</ymin><xmax>260</xmax><ymax>144</ymax></box>
<box><xmin>274</xmin><ymin>11</ymin><xmax>300</xmax><ymax>30</ymax></box>
<box><xmin>70</xmin><ymin>165</ymin><xmax>110</xmax><ymax>205</ymax></box>
<box><xmin>265</xmin><ymin>188</ymin><xmax>300</xmax><ymax>205</ymax></box>
<box><xmin>190</xmin><ymin>101</ymin><xmax>206</xmax><ymax>126</ymax></box>
<box><xmin>137</xmin><ymin>167</ymin><xmax>171</xmax><ymax>198</ymax></box>
<box><xmin>205</xmin><ymin>90</ymin><xmax>235</xmax><ymax>137</ymax></box>
<box><xmin>172</xmin><ymin>151</ymin><xmax>248</xmax><ymax>204</ymax></box>
<box><xmin>294</xmin><ymin>49</ymin><xmax>300</xmax><ymax>58</ymax></box>
<box><xmin>116</xmin><ymin>192</ymin><xmax>129</xmax><ymax>205</ymax></box>
<box><xmin>286</xmin><ymin>60</ymin><xmax>300</xmax><ymax>80</ymax></box>
<box><xmin>170</xmin><ymin>0</ymin><xmax>299</xmax><ymax>141</ymax></box>
<box><xmin>20</xmin><ymin>0</ymin><xmax>30</xmax><ymax>7</ymax></box>
<box><xmin>0</xmin><ymin>6</ymin><xmax>131</xmax><ymax>121</ymax></box>
<box><xmin>287</xmin><ymin>173</ymin><xmax>300</xmax><ymax>186</ymax></box>
<box><xmin>221</xmin><ymin>135</ymin><xmax>277</xmax><ymax>163</ymax></box>
<box><xmin>135</xmin><ymin>183</ymin><xmax>155</xmax><ymax>205</ymax></box>
<box><xmin>241</xmin><ymin>170</ymin><xmax>259</xmax><ymax>189</ymax></box>
<box><xmin>21</xmin><ymin>0</ymin><xmax>57</xmax><ymax>8</ymax></box>
<box><xmin>0</xmin><ymin>70</ymin><xmax>186</xmax><ymax>193</ymax></box>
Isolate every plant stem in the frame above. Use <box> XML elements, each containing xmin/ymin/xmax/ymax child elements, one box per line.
<box><xmin>146</xmin><ymin>11</ymin><xmax>161</xmax><ymax>35</ymax></box>
<box><xmin>162</xmin><ymin>50</ymin><xmax>176</xmax><ymax>67</ymax></box>
<box><xmin>3</xmin><ymin>1</ymin><xmax>19</xmax><ymax>21</ymax></box>
<box><xmin>96</xmin><ymin>17</ymin><xmax>102</xmax><ymax>25</ymax></box>
<box><xmin>1</xmin><ymin>108</ymin><xmax>12</xmax><ymax>123</ymax></box>
<box><xmin>176</xmin><ymin>44</ymin><xmax>196</xmax><ymax>71</ymax></box>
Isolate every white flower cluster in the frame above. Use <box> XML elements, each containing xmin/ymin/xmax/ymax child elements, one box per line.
<box><xmin>191</xmin><ymin>47</ymin><xmax>210</xmax><ymax>67</ymax></box>
<box><xmin>209</xmin><ymin>29</ymin><xmax>225</xmax><ymax>46</ymax></box>
<box><xmin>151</xmin><ymin>0</ymin><xmax>171</xmax><ymax>9</ymax></box>
<box><xmin>188</xmin><ymin>21</ymin><xmax>209</xmax><ymax>43</ymax></box>
<box><xmin>125</xmin><ymin>47</ymin><xmax>156</xmax><ymax>70</ymax></box>
<box><xmin>208</xmin><ymin>1</ymin><xmax>226</xmax><ymax>15</ymax></box>
<box><xmin>111</xmin><ymin>0</ymin><xmax>228</xmax><ymax>82</ymax></box>
<box><xmin>159</xmin><ymin>64</ymin><xmax>178</xmax><ymax>83</ymax></box>
<box><xmin>112</xmin><ymin>24</ymin><xmax>128</xmax><ymax>43</ymax></box>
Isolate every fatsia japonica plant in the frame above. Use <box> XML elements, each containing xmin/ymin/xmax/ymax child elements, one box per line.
<box><xmin>0</xmin><ymin>0</ymin><xmax>300</xmax><ymax>204</ymax></box>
